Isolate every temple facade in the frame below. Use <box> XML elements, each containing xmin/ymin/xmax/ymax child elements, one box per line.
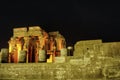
<box><xmin>6</xmin><ymin>26</ymin><xmax>66</xmax><ymax>63</ymax></box>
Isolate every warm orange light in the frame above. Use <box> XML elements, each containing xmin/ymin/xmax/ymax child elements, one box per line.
<box><xmin>7</xmin><ymin>26</ymin><xmax>66</xmax><ymax>63</ymax></box>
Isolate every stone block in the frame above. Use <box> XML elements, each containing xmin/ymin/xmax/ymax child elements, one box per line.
<box><xmin>13</xmin><ymin>27</ymin><xmax>27</xmax><ymax>33</ymax></box>
<box><xmin>28</xmin><ymin>31</ymin><xmax>42</xmax><ymax>36</ymax></box>
<box><xmin>54</xmin><ymin>57</ymin><xmax>66</xmax><ymax>63</ymax></box>
<box><xmin>100</xmin><ymin>42</ymin><xmax>120</xmax><ymax>57</ymax></box>
<box><xmin>1</xmin><ymin>48</ymin><xmax>9</xmax><ymax>63</ymax></box>
<box><xmin>38</xmin><ymin>50</ymin><xmax>46</xmax><ymax>62</ymax></box>
<box><xmin>29</xmin><ymin>26</ymin><xmax>41</xmax><ymax>31</ymax></box>
<box><xmin>74</xmin><ymin>39</ymin><xmax>102</xmax><ymax>57</ymax></box>
<box><xmin>18</xmin><ymin>50</ymin><xmax>27</xmax><ymax>63</ymax></box>
<box><xmin>60</xmin><ymin>48</ymin><xmax>67</xmax><ymax>56</ymax></box>
<box><xmin>69</xmin><ymin>59</ymin><xmax>84</xmax><ymax>65</ymax></box>
<box><xmin>13</xmin><ymin>27</ymin><xmax>27</xmax><ymax>37</ymax></box>
<box><xmin>13</xmin><ymin>32</ymin><xmax>27</xmax><ymax>37</ymax></box>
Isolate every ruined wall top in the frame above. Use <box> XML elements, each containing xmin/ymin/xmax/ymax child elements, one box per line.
<box><xmin>13</xmin><ymin>26</ymin><xmax>45</xmax><ymax>37</ymax></box>
<box><xmin>75</xmin><ymin>39</ymin><xmax>102</xmax><ymax>46</ymax></box>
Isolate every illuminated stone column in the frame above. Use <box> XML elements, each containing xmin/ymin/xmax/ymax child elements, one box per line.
<box><xmin>43</xmin><ymin>31</ymin><xmax>49</xmax><ymax>50</ymax></box>
<box><xmin>45</xmin><ymin>38</ymin><xmax>49</xmax><ymax>50</ymax></box>
<box><xmin>8</xmin><ymin>37</ymin><xmax>16</xmax><ymax>63</ymax></box>
<box><xmin>52</xmin><ymin>46</ymin><xmax>56</xmax><ymax>62</ymax></box>
<box><xmin>55</xmin><ymin>35</ymin><xmax>66</xmax><ymax>50</ymax></box>
<box><xmin>12</xmin><ymin>45</ymin><xmax>18</xmax><ymax>63</ymax></box>
<box><xmin>49</xmin><ymin>36</ymin><xmax>55</xmax><ymax>51</ymax></box>
<box><xmin>56</xmin><ymin>37</ymin><xmax>66</xmax><ymax>56</ymax></box>
<box><xmin>47</xmin><ymin>42</ymin><xmax>56</xmax><ymax>63</ymax></box>
<box><xmin>38</xmin><ymin>36</ymin><xmax>44</xmax><ymax>49</ymax></box>
<box><xmin>8</xmin><ymin>37</ymin><xmax>15</xmax><ymax>53</ymax></box>
<box><xmin>56</xmin><ymin>38</ymin><xmax>63</xmax><ymax>50</ymax></box>
<box><xmin>16</xmin><ymin>38</ymin><xmax>22</xmax><ymax>63</ymax></box>
<box><xmin>23</xmin><ymin>36</ymin><xmax>29</xmax><ymax>63</ymax></box>
<box><xmin>35</xmin><ymin>40</ymin><xmax>39</xmax><ymax>63</ymax></box>
<box><xmin>47</xmin><ymin>36</ymin><xmax>55</xmax><ymax>63</ymax></box>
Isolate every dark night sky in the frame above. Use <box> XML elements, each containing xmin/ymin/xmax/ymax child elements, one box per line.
<box><xmin>0</xmin><ymin>0</ymin><xmax>120</xmax><ymax>49</ymax></box>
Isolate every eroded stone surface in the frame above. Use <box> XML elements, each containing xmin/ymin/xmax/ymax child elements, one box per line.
<box><xmin>0</xmin><ymin>62</ymin><xmax>120</xmax><ymax>80</ymax></box>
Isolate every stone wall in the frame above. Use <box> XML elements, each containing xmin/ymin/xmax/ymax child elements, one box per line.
<box><xmin>100</xmin><ymin>42</ymin><xmax>120</xmax><ymax>57</ymax></box>
<box><xmin>73</xmin><ymin>39</ymin><xmax>102</xmax><ymax>57</ymax></box>
<box><xmin>1</xmin><ymin>39</ymin><xmax>120</xmax><ymax>80</ymax></box>
<box><xmin>0</xmin><ymin>60</ymin><xmax>120</xmax><ymax>80</ymax></box>
<box><xmin>0</xmin><ymin>63</ymin><xmax>104</xmax><ymax>80</ymax></box>
<box><xmin>74</xmin><ymin>40</ymin><xmax>120</xmax><ymax>58</ymax></box>
<box><xmin>73</xmin><ymin>40</ymin><xmax>120</xmax><ymax>79</ymax></box>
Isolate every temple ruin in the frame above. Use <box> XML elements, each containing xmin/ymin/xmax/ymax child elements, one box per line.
<box><xmin>1</xmin><ymin>26</ymin><xmax>120</xmax><ymax>79</ymax></box>
<box><xmin>0</xmin><ymin>26</ymin><xmax>67</xmax><ymax>63</ymax></box>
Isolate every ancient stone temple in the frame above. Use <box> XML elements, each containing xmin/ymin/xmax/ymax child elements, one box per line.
<box><xmin>7</xmin><ymin>26</ymin><xmax>66</xmax><ymax>63</ymax></box>
<box><xmin>1</xmin><ymin>26</ymin><xmax>120</xmax><ymax>80</ymax></box>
